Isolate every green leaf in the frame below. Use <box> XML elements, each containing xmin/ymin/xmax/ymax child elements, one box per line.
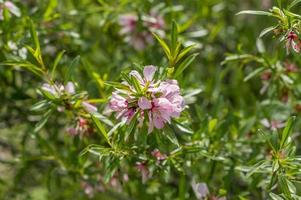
<box><xmin>236</xmin><ymin>10</ymin><xmax>273</xmax><ymax>16</ymax></box>
<box><xmin>104</xmin><ymin>81</ymin><xmax>130</xmax><ymax>90</ymax></box>
<box><xmin>153</xmin><ymin>32</ymin><xmax>171</xmax><ymax>60</ymax></box>
<box><xmin>44</xmin><ymin>0</ymin><xmax>58</xmax><ymax>21</ymax></box>
<box><xmin>259</xmin><ymin>26</ymin><xmax>276</xmax><ymax>38</ymax></box>
<box><xmin>280</xmin><ymin>74</ymin><xmax>294</xmax><ymax>85</ymax></box>
<box><xmin>108</xmin><ymin>121</ymin><xmax>125</xmax><ymax>137</ymax></box>
<box><xmin>288</xmin><ymin>0</ymin><xmax>301</xmax><ymax>10</ymax></box>
<box><xmin>287</xmin><ymin>179</ymin><xmax>296</xmax><ymax>194</ymax></box>
<box><xmin>256</xmin><ymin>38</ymin><xmax>266</xmax><ymax>53</ymax></box>
<box><xmin>30</xmin><ymin>100</ymin><xmax>51</xmax><ymax>111</ymax></box>
<box><xmin>164</xmin><ymin>125</ymin><xmax>180</xmax><ymax>147</ymax></box>
<box><xmin>280</xmin><ymin>116</ymin><xmax>296</xmax><ymax>149</ymax></box>
<box><xmin>243</xmin><ymin>67</ymin><xmax>265</xmax><ymax>82</ymax></box>
<box><xmin>65</xmin><ymin>55</ymin><xmax>80</xmax><ymax>82</ymax></box>
<box><xmin>121</xmin><ymin>72</ymin><xmax>132</xmax><ymax>85</ymax></box>
<box><xmin>34</xmin><ymin>109</ymin><xmax>53</xmax><ymax>132</ymax></box>
<box><xmin>208</xmin><ymin>118</ymin><xmax>218</xmax><ymax>133</ymax></box>
<box><xmin>28</xmin><ymin>19</ymin><xmax>41</xmax><ymax>55</ymax></box>
<box><xmin>91</xmin><ymin>112</ymin><xmax>113</xmax><ymax>127</ymax></box>
<box><xmin>80</xmin><ymin>144</ymin><xmax>110</xmax><ymax>158</ymax></box>
<box><xmin>125</xmin><ymin>112</ymin><xmax>139</xmax><ymax>140</ymax></box>
<box><xmin>258</xmin><ymin>129</ymin><xmax>276</xmax><ymax>151</ymax></box>
<box><xmin>171</xmin><ymin>21</ymin><xmax>178</xmax><ymax>56</ymax></box>
<box><xmin>131</xmin><ymin>75</ymin><xmax>142</xmax><ymax>94</ymax></box>
<box><xmin>51</xmin><ymin>50</ymin><xmax>65</xmax><ymax>79</ymax></box>
<box><xmin>176</xmin><ymin>44</ymin><xmax>196</xmax><ymax>63</ymax></box>
<box><xmin>174</xmin><ymin>53</ymin><xmax>198</xmax><ymax>78</ymax></box>
<box><xmin>278</xmin><ymin>175</ymin><xmax>292</xmax><ymax>199</ymax></box>
<box><xmin>104</xmin><ymin>157</ymin><xmax>119</xmax><ymax>183</ymax></box>
<box><xmin>0</xmin><ymin>61</ymin><xmax>44</xmax><ymax>77</ymax></box>
<box><xmin>91</xmin><ymin>115</ymin><xmax>111</xmax><ymax>146</ymax></box>
<box><xmin>269</xmin><ymin>193</ymin><xmax>284</xmax><ymax>200</ymax></box>
<box><xmin>175</xmin><ymin>123</ymin><xmax>193</xmax><ymax>134</ymax></box>
<box><xmin>246</xmin><ymin>160</ymin><xmax>269</xmax><ymax>177</ymax></box>
<box><xmin>221</xmin><ymin>54</ymin><xmax>262</xmax><ymax>65</ymax></box>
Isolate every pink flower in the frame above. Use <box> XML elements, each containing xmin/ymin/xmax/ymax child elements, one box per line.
<box><xmin>66</xmin><ymin>127</ymin><xmax>78</xmax><ymax>136</ymax></box>
<box><xmin>135</xmin><ymin>162</ymin><xmax>150</xmax><ymax>183</ymax></box>
<box><xmin>130</xmin><ymin>65</ymin><xmax>157</xmax><ymax>86</ymax></box>
<box><xmin>119</xmin><ymin>10</ymin><xmax>165</xmax><ymax>50</ymax></box>
<box><xmin>145</xmin><ymin>98</ymin><xmax>175</xmax><ymax>132</ymax></box>
<box><xmin>0</xmin><ymin>1</ymin><xmax>20</xmax><ymax>20</ymax></box>
<box><xmin>41</xmin><ymin>81</ymin><xmax>76</xmax><ymax>98</ymax></box>
<box><xmin>119</xmin><ymin>14</ymin><xmax>137</xmax><ymax>35</ymax></box>
<box><xmin>260</xmin><ymin>119</ymin><xmax>285</xmax><ymax>131</ymax></box>
<box><xmin>191</xmin><ymin>181</ymin><xmax>210</xmax><ymax>199</ymax></box>
<box><xmin>109</xmin><ymin>65</ymin><xmax>185</xmax><ymax>133</ymax></box>
<box><xmin>65</xmin><ymin>81</ymin><xmax>75</xmax><ymax>94</ymax></box>
<box><xmin>286</xmin><ymin>31</ymin><xmax>301</xmax><ymax>54</ymax></box>
<box><xmin>41</xmin><ymin>83</ymin><xmax>59</xmax><ymax>97</ymax></box>
<box><xmin>67</xmin><ymin>117</ymin><xmax>93</xmax><ymax>137</ymax></box>
<box><xmin>109</xmin><ymin>92</ymin><xmax>135</xmax><ymax>122</ymax></box>
<box><xmin>151</xmin><ymin>149</ymin><xmax>167</xmax><ymax>161</ymax></box>
<box><xmin>285</xmin><ymin>62</ymin><xmax>299</xmax><ymax>73</ymax></box>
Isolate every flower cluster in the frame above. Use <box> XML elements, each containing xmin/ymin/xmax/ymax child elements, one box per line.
<box><xmin>40</xmin><ymin>82</ymin><xmax>99</xmax><ymax>137</ymax></box>
<box><xmin>41</xmin><ymin>81</ymin><xmax>76</xmax><ymax>98</ymax></box>
<box><xmin>0</xmin><ymin>1</ymin><xmax>20</xmax><ymax>20</ymax></box>
<box><xmin>119</xmin><ymin>9</ymin><xmax>165</xmax><ymax>50</ymax></box>
<box><xmin>67</xmin><ymin>117</ymin><xmax>94</xmax><ymax>137</ymax></box>
<box><xmin>41</xmin><ymin>81</ymin><xmax>97</xmax><ymax>112</ymax></box>
<box><xmin>109</xmin><ymin>65</ymin><xmax>185</xmax><ymax>133</ymax></box>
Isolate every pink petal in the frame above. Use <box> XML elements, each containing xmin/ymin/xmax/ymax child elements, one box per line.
<box><xmin>65</xmin><ymin>81</ymin><xmax>75</xmax><ymax>94</ymax></box>
<box><xmin>138</xmin><ymin>97</ymin><xmax>152</xmax><ymax>110</ymax></box>
<box><xmin>154</xmin><ymin>98</ymin><xmax>173</xmax><ymax>112</ymax></box>
<box><xmin>148</xmin><ymin>112</ymin><xmax>154</xmax><ymax>133</ymax></box>
<box><xmin>153</xmin><ymin>113</ymin><xmax>165</xmax><ymax>129</ymax></box>
<box><xmin>41</xmin><ymin>83</ymin><xmax>57</xmax><ymax>96</ymax></box>
<box><xmin>143</xmin><ymin>65</ymin><xmax>157</xmax><ymax>82</ymax></box>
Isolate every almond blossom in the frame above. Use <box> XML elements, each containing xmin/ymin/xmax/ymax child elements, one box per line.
<box><xmin>109</xmin><ymin>65</ymin><xmax>185</xmax><ymax>133</ymax></box>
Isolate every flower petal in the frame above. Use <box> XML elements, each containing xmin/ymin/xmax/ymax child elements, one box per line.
<box><xmin>138</xmin><ymin>97</ymin><xmax>152</xmax><ymax>110</ymax></box>
<box><xmin>143</xmin><ymin>65</ymin><xmax>157</xmax><ymax>82</ymax></box>
<box><xmin>65</xmin><ymin>81</ymin><xmax>75</xmax><ymax>94</ymax></box>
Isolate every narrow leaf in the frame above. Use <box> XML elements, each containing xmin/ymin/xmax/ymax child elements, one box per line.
<box><xmin>243</xmin><ymin>67</ymin><xmax>265</xmax><ymax>82</ymax></box>
<box><xmin>34</xmin><ymin>109</ymin><xmax>53</xmax><ymax>132</ymax></box>
<box><xmin>236</xmin><ymin>10</ymin><xmax>273</xmax><ymax>16</ymax></box>
<box><xmin>176</xmin><ymin>44</ymin><xmax>196</xmax><ymax>63</ymax></box>
<box><xmin>174</xmin><ymin>53</ymin><xmax>198</xmax><ymax>78</ymax></box>
<box><xmin>51</xmin><ymin>50</ymin><xmax>65</xmax><ymax>79</ymax></box>
<box><xmin>171</xmin><ymin>21</ymin><xmax>178</xmax><ymax>56</ymax></box>
<box><xmin>153</xmin><ymin>33</ymin><xmax>171</xmax><ymax>60</ymax></box>
<box><xmin>91</xmin><ymin>115</ymin><xmax>111</xmax><ymax>146</ymax></box>
<box><xmin>259</xmin><ymin>26</ymin><xmax>276</xmax><ymax>38</ymax></box>
<box><xmin>288</xmin><ymin>0</ymin><xmax>301</xmax><ymax>10</ymax></box>
<box><xmin>280</xmin><ymin>116</ymin><xmax>296</xmax><ymax>149</ymax></box>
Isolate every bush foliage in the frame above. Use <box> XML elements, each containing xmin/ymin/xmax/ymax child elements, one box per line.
<box><xmin>2</xmin><ymin>0</ymin><xmax>301</xmax><ymax>199</ymax></box>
